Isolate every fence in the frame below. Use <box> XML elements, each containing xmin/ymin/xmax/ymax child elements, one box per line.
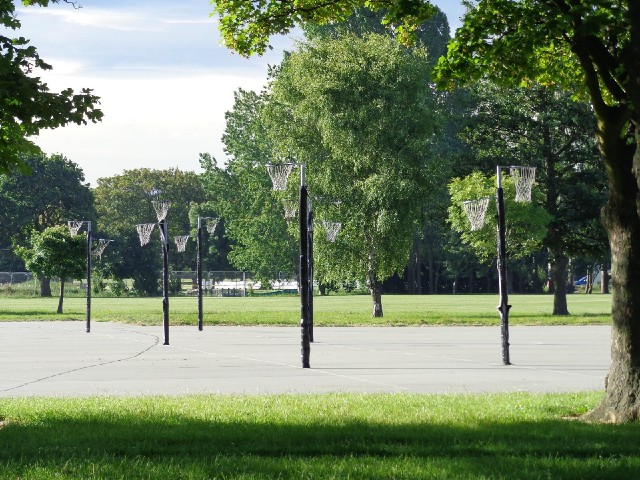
<box><xmin>0</xmin><ymin>271</ymin><xmax>298</xmax><ymax>297</ymax></box>
<box><xmin>171</xmin><ymin>271</ymin><xmax>298</xmax><ymax>297</ymax></box>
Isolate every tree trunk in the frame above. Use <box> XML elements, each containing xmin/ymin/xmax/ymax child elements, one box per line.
<box><xmin>582</xmin><ymin>118</ymin><xmax>640</xmax><ymax>423</ymax></box>
<box><xmin>40</xmin><ymin>276</ymin><xmax>52</xmax><ymax>297</ymax></box>
<box><xmin>549</xmin><ymin>249</ymin><xmax>570</xmax><ymax>315</ymax></box>
<box><xmin>585</xmin><ymin>266</ymin><xmax>593</xmax><ymax>294</ymax></box>
<box><xmin>367</xmin><ymin>267</ymin><xmax>383</xmax><ymax>317</ymax></box>
<box><xmin>57</xmin><ymin>279</ymin><xmax>65</xmax><ymax>314</ymax></box>
<box><xmin>601</xmin><ymin>263</ymin><xmax>610</xmax><ymax>294</ymax></box>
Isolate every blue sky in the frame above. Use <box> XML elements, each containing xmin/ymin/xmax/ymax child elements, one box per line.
<box><xmin>17</xmin><ymin>0</ymin><xmax>465</xmax><ymax>186</ymax></box>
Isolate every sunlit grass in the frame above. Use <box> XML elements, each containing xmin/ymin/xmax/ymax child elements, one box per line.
<box><xmin>0</xmin><ymin>392</ymin><xmax>637</xmax><ymax>479</ymax></box>
<box><xmin>0</xmin><ymin>294</ymin><xmax>611</xmax><ymax>326</ymax></box>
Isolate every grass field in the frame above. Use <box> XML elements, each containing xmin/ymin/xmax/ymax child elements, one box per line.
<box><xmin>0</xmin><ymin>293</ymin><xmax>611</xmax><ymax>326</ymax></box>
<box><xmin>1</xmin><ymin>392</ymin><xmax>638</xmax><ymax>479</ymax></box>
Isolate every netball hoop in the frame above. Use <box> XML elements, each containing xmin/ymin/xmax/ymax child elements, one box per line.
<box><xmin>322</xmin><ymin>221</ymin><xmax>342</xmax><ymax>242</ymax></box>
<box><xmin>282</xmin><ymin>199</ymin><xmax>298</xmax><ymax>221</ymax></box>
<box><xmin>463</xmin><ymin>197</ymin><xmax>490</xmax><ymax>231</ymax></box>
<box><xmin>136</xmin><ymin>223</ymin><xmax>156</xmax><ymax>246</ymax></box>
<box><xmin>68</xmin><ymin>220</ymin><xmax>84</xmax><ymax>236</ymax></box>
<box><xmin>174</xmin><ymin>235</ymin><xmax>189</xmax><ymax>252</ymax></box>
<box><xmin>92</xmin><ymin>239</ymin><xmax>112</xmax><ymax>260</ymax></box>
<box><xmin>266</xmin><ymin>163</ymin><xmax>295</xmax><ymax>191</ymax></box>
<box><xmin>152</xmin><ymin>200</ymin><xmax>171</xmax><ymax>222</ymax></box>
<box><xmin>510</xmin><ymin>166</ymin><xmax>536</xmax><ymax>202</ymax></box>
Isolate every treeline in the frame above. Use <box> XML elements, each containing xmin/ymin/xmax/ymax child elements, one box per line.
<box><xmin>0</xmin><ymin>7</ymin><xmax>609</xmax><ymax>317</ymax></box>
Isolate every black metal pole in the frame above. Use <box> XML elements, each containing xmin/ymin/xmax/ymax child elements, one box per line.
<box><xmin>308</xmin><ymin>207</ymin><xmax>314</xmax><ymax>343</ymax></box>
<box><xmin>496</xmin><ymin>171</ymin><xmax>511</xmax><ymax>365</ymax></box>
<box><xmin>197</xmin><ymin>218</ymin><xmax>204</xmax><ymax>331</ymax></box>
<box><xmin>300</xmin><ymin>175</ymin><xmax>311</xmax><ymax>368</ymax></box>
<box><xmin>86</xmin><ymin>222</ymin><xmax>92</xmax><ymax>333</ymax></box>
<box><xmin>161</xmin><ymin>218</ymin><xmax>170</xmax><ymax>345</ymax></box>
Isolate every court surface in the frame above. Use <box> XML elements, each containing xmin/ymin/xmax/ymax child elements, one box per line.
<box><xmin>0</xmin><ymin>322</ymin><xmax>610</xmax><ymax>397</ymax></box>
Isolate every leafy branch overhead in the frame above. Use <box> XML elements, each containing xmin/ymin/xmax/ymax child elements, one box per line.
<box><xmin>210</xmin><ymin>0</ymin><xmax>436</xmax><ymax>56</ymax></box>
<box><xmin>0</xmin><ymin>0</ymin><xmax>103</xmax><ymax>174</ymax></box>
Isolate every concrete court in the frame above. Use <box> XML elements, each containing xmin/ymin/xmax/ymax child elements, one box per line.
<box><xmin>0</xmin><ymin>322</ymin><xmax>610</xmax><ymax>397</ymax></box>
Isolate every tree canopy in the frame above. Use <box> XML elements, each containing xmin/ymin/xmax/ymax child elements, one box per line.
<box><xmin>14</xmin><ymin>224</ymin><xmax>85</xmax><ymax>312</ymax></box>
<box><xmin>0</xmin><ymin>153</ymin><xmax>94</xmax><ymax>274</ymax></box>
<box><xmin>0</xmin><ymin>0</ymin><xmax>102</xmax><ymax>173</ymax></box>
<box><xmin>265</xmin><ymin>32</ymin><xmax>439</xmax><ymax>316</ymax></box>
<box><xmin>210</xmin><ymin>0</ymin><xmax>436</xmax><ymax>56</ymax></box>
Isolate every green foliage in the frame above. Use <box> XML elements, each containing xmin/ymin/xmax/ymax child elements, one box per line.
<box><xmin>210</xmin><ymin>0</ymin><xmax>437</xmax><ymax>56</ymax></box>
<box><xmin>0</xmin><ymin>0</ymin><xmax>102</xmax><ymax>173</ymax></box>
<box><xmin>458</xmin><ymin>81</ymin><xmax>608</xmax><ymax>261</ymax></box>
<box><xmin>14</xmin><ymin>225</ymin><xmax>85</xmax><ymax>281</ymax></box>
<box><xmin>109</xmin><ymin>278</ymin><xmax>127</xmax><ymax>297</ymax></box>
<box><xmin>267</xmin><ymin>33</ymin><xmax>439</xmax><ymax>289</ymax></box>
<box><xmin>448</xmin><ymin>171</ymin><xmax>551</xmax><ymax>263</ymax></box>
<box><xmin>93</xmin><ymin>168</ymin><xmax>206</xmax><ymax>289</ymax></box>
<box><xmin>0</xmin><ymin>153</ymin><xmax>95</xmax><ymax>260</ymax></box>
<box><xmin>200</xmin><ymin>92</ymin><xmax>297</xmax><ymax>281</ymax></box>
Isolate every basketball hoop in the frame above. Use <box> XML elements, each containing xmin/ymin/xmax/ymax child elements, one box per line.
<box><xmin>152</xmin><ymin>200</ymin><xmax>171</xmax><ymax>221</ymax></box>
<box><xmin>282</xmin><ymin>199</ymin><xmax>297</xmax><ymax>221</ymax></box>
<box><xmin>174</xmin><ymin>235</ymin><xmax>189</xmax><ymax>252</ymax></box>
<box><xmin>68</xmin><ymin>220</ymin><xmax>83</xmax><ymax>236</ymax></box>
<box><xmin>92</xmin><ymin>239</ymin><xmax>112</xmax><ymax>260</ymax></box>
<box><xmin>322</xmin><ymin>221</ymin><xmax>342</xmax><ymax>242</ymax></box>
<box><xmin>266</xmin><ymin>163</ymin><xmax>295</xmax><ymax>191</ymax></box>
<box><xmin>510</xmin><ymin>166</ymin><xmax>536</xmax><ymax>203</ymax></box>
<box><xmin>136</xmin><ymin>223</ymin><xmax>156</xmax><ymax>246</ymax></box>
<box><xmin>206</xmin><ymin>218</ymin><xmax>219</xmax><ymax>234</ymax></box>
<box><xmin>463</xmin><ymin>197</ymin><xmax>490</xmax><ymax>231</ymax></box>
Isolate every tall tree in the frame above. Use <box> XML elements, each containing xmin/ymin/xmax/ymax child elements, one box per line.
<box><xmin>0</xmin><ymin>0</ymin><xmax>102</xmax><ymax>173</ymax></box>
<box><xmin>434</xmin><ymin>0</ymin><xmax>640</xmax><ymax>423</ymax></box>
<box><xmin>0</xmin><ymin>153</ymin><xmax>95</xmax><ymax>295</ymax></box>
<box><xmin>93</xmin><ymin>168</ymin><xmax>206</xmax><ymax>295</ymax></box>
<box><xmin>15</xmin><ymin>225</ymin><xmax>85</xmax><ymax>312</ymax></box>
<box><xmin>200</xmin><ymin>91</ymin><xmax>298</xmax><ymax>283</ymax></box>
<box><xmin>459</xmin><ymin>81</ymin><xmax>607</xmax><ymax>314</ymax></box>
<box><xmin>265</xmin><ymin>33</ymin><xmax>439</xmax><ymax>316</ymax></box>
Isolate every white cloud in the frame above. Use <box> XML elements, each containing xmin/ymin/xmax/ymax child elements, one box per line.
<box><xmin>17</xmin><ymin>7</ymin><xmax>165</xmax><ymax>32</ymax></box>
<box><xmin>34</xmin><ymin>70</ymin><xmax>268</xmax><ymax>186</ymax></box>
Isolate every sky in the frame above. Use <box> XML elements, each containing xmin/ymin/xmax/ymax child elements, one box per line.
<box><xmin>15</xmin><ymin>0</ymin><xmax>466</xmax><ymax>186</ymax></box>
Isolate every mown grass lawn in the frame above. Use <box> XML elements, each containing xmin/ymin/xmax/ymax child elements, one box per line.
<box><xmin>0</xmin><ymin>392</ymin><xmax>637</xmax><ymax>479</ymax></box>
<box><xmin>0</xmin><ymin>293</ymin><xmax>611</xmax><ymax>326</ymax></box>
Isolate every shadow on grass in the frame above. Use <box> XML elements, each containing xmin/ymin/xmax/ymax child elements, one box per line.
<box><xmin>1</xmin><ymin>411</ymin><xmax>639</xmax><ymax>478</ymax></box>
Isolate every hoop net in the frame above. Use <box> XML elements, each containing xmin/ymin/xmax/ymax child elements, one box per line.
<box><xmin>68</xmin><ymin>220</ymin><xmax>83</xmax><ymax>236</ymax></box>
<box><xmin>282</xmin><ymin>199</ymin><xmax>297</xmax><ymax>221</ymax></box>
<box><xmin>322</xmin><ymin>221</ymin><xmax>342</xmax><ymax>242</ymax></box>
<box><xmin>92</xmin><ymin>239</ymin><xmax>111</xmax><ymax>260</ymax></box>
<box><xmin>510</xmin><ymin>166</ymin><xmax>536</xmax><ymax>202</ymax></box>
<box><xmin>206</xmin><ymin>218</ymin><xmax>219</xmax><ymax>234</ymax></box>
<box><xmin>136</xmin><ymin>223</ymin><xmax>156</xmax><ymax>246</ymax></box>
<box><xmin>174</xmin><ymin>235</ymin><xmax>189</xmax><ymax>252</ymax></box>
<box><xmin>152</xmin><ymin>200</ymin><xmax>171</xmax><ymax>221</ymax></box>
<box><xmin>463</xmin><ymin>197</ymin><xmax>490</xmax><ymax>232</ymax></box>
<box><xmin>266</xmin><ymin>163</ymin><xmax>294</xmax><ymax>191</ymax></box>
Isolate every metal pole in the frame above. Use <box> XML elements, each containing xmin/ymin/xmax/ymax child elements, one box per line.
<box><xmin>299</xmin><ymin>164</ymin><xmax>311</xmax><ymax>368</ymax></box>
<box><xmin>86</xmin><ymin>221</ymin><xmax>92</xmax><ymax>333</ymax></box>
<box><xmin>197</xmin><ymin>217</ymin><xmax>204</xmax><ymax>331</ymax></box>
<box><xmin>161</xmin><ymin>218</ymin><xmax>170</xmax><ymax>345</ymax></box>
<box><xmin>308</xmin><ymin>206</ymin><xmax>314</xmax><ymax>343</ymax></box>
<box><xmin>496</xmin><ymin>167</ymin><xmax>511</xmax><ymax>365</ymax></box>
